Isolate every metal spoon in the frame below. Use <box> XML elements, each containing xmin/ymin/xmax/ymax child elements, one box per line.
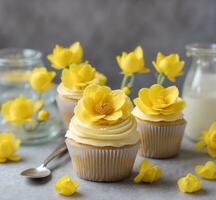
<box><xmin>20</xmin><ymin>142</ymin><xmax>68</xmax><ymax>178</ymax></box>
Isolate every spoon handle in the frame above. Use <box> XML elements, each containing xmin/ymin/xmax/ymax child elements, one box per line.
<box><xmin>43</xmin><ymin>142</ymin><xmax>68</xmax><ymax>167</ymax></box>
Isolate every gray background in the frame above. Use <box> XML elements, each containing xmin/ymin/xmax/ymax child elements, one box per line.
<box><xmin>0</xmin><ymin>0</ymin><xmax>216</xmax><ymax>96</ymax></box>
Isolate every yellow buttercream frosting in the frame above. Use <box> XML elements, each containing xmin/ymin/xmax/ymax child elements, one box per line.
<box><xmin>66</xmin><ymin>116</ymin><xmax>139</xmax><ymax>147</ymax></box>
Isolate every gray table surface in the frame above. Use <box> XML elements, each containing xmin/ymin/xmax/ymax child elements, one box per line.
<box><xmin>0</xmin><ymin>136</ymin><xmax>215</xmax><ymax>200</ymax></box>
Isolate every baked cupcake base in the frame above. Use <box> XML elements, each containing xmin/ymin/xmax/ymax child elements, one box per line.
<box><xmin>65</xmin><ymin>138</ymin><xmax>139</xmax><ymax>182</ymax></box>
<box><xmin>56</xmin><ymin>95</ymin><xmax>78</xmax><ymax>130</ymax></box>
<box><xmin>136</xmin><ymin>118</ymin><xmax>186</xmax><ymax>159</ymax></box>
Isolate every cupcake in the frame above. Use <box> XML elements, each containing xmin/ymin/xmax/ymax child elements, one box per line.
<box><xmin>65</xmin><ymin>85</ymin><xmax>139</xmax><ymax>182</ymax></box>
<box><xmin>56</xmin><ymin>62</ymin><xmax>107</xmax><ymax>129</ymax></box>
<box><xmin>132</xmin><ymin>84</ymin><xmax>186</xmax><ymax>158</ymax></box>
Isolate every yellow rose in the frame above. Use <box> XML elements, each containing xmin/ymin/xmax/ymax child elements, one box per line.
<box><xmin>134</xmin><ymin>160</ymin><xmax>162</xmax><ymax>183</ymax></box>
<box><xmin>153</xmin><ymin>52</ymin><xmax>184</xmax><ymax>82</ymax></box>
<box><xmin>116</xmin><ymin>46</ymin><xmax>150</xmax><ymax>75</ymax></box>
<box><xmin>196</xmin><ymin>122</ymin><xmax>216</xmax><ymax>158</ymax></box>
<box><xmin>38</xmin><ymin>110</ymin><xmax>49</xmax><ymax>122</ymax></box>
<box><xmin>0</xmin><ymin>133</ymin><xmax>21</xmax><ymax>163</ymax></box>
<box><xmin>29</xmin><ymin>67</ymin><xmax>56</xmax><ymax>94</ymax></box>
<box><xmin>61</xmin><ymin>63</ymin><xmax>106</xmax><ymax>90</ymax></box>
<box><xmin>177</xmin><ymin>173</ymin><xmax>202</xmax><ymax>193</ymax></box>
<box><xmin>54</xmin><ymin>175</ymin><xmax>79</xmax><ymax>196</ymax></box>
<box><xmin>75</xmin><ymin>85</ymin><xmax>133</xmax><ymax>125</ymax></box>
<box><xmin>195</xmin><ymin>161</ymin><xmax>216</xmax><ymax>180</ymax></box>
<box><xmin>47</xmin><ymin>42</ymin><xmax>83</xmax><ymax>69</ymax></box>
<box><xmin>134</xmin><ymin>84</ymin><xmax>185</xmax><ymax>118</ymax></box>
<box><xmin>69</xmin><ymin>42</ymin><xmax>83</xmax><ymax>64</ymax></box>
<box><xmin>1</xmin><ymin>96</ymin><xmax>43</xmax><ymax>125</ymax></box>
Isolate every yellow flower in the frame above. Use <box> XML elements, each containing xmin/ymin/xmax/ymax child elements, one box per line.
<box><xmin>195</xmin><ymin>122</ymin><xmax>216</xmax><ymax>158</ymax></box>
<box><xmin>177</xmin><ymin>173</ymin><xmax>202</xmax><ymax>193</ymax></box>
<box><xmin>55</xmin><ymin>175</ymin><xmax>79</xmax><ymax>196</ymax></box>
<box><xmin>134</xmin><ymin>160</ymin><xmax>162</xmax><ymax>183</ymax></box>
<box><xmin>153</xmin><ymin>52</ymin><xmax>184</xmax><ymax>82</ymax></box>
<box><xmin>61</xmin><ymin>63</ymin><xmax>107</xmax><ymax>90</ymax></box>
<box><xmin>47</xmin><ymin>42</ymin><xmax>83</xmax><ymax>69</ymax></box>
<box><xmin>38</xmin><ymin>110</ymin><xmax>49</xmax><ymax>122</ymax></box>
<box><xmin>116</xmin><ymin>46</ymin><xmax>150</xmax><ymax>75</ymax></box>
<box><xmin>122</xmin><ymin>86</ymin><xmax>131</xmax><ymax>95</ymax></box>
<box><xmin>195</xmin><ymin>161</ymin><xmax>216</xmax><ymax>180</ymax></box>
<box><xmin>75</xmin><ymin>85</ymin><xmax>133</xmax><ymax>125</ymax></box>
<box><xmin>69</xmin><ymin>42</ymin><xmax>83</xmax><ymax>64</ymax></box>
<box><xmin>1</xmin><ymin>96</ymin><xmax>43</xmax><ymax>125</ymax></box>
<box><xmin>134</xmin><ymin>84</ymin><xmax>185</xmax><ymax>118</ymax></box>
<box><xmin>29</xmin><ymin>67</ymin><xmax>56</xmax><ymax>94</ymax></box>
<box><xmin>0</xmin><ymin>133</ymin><xmax>21</xmax><ymax>163</ymax></box>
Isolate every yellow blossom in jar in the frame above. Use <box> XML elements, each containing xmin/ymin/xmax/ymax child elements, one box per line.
<box><xmin>69</xmin><ymin>42</ymin><xmax>83</xmax><ymax>64</ymax></box>
<box><xmin>54</xmin><ymin>175</ymin><xmax>79</xmax><ymax>196</ymax></box>
<box><xmin>152</xmin><ymin>52</ymin><xmax>184</xmax><ymax>82</ymax></box>
<box><xmin>195</xmin><ymin>122</ymin><xmax>216</xmax><ymax>158</ymax></box>
<box><xmin>195</xmin><ymin>161</ymin><xmax>216</xmax><ymax>180</ymax></box>
<box><xmin>122</xmin><ymin>86</ymin><xmax>131</xmax><ymax>95</ymax></box>
<box><xmin>61</xmin><ymin>63</ymin><xmax>107</xmax><ymax>90</ymax></box>
<box><xmin>38</xmin><ymin>110</ymin><xmax>49</xmax><ymax>122</ymax></box>
<box><xmin>0</xmin><ymin>133</ymin><xmax>21</xmax><ymax>163</ymax></box>
<box><xmin>177</xmin><ymin>173</ymin><xmax>202</xmax><ymax>193</ymax></box>
<box><xmin>134</xmin><ymin>160</ymin><xmax>162</xmax><ymax>183</ymax></box>
<box><xmin>134</xmin><ymin>84</ymin><xmax>185</xmax><ymax>119</ymax></box>
<box><xmin>1</xmin><ymin>96</ymin><xmax>43</xmax><ymax>125</ymax></box>
<box><xmin>75</xmin><ymin>85</ymin><xmax>133</xmax><ymax>125</ymax></box>
<box><xmin>29</xmin><ymin>67</ymin><xmax>56</xmax><ymax>94</ymax></box>
<box><xmin>47</xmin><ymin>42</ymin><xmax>83</xmax><ymax>69</ymax></box>
<box><xmin>116</xmin><ymin>46</ymin><xmax>150</xmax><ymax>75</ymax></box>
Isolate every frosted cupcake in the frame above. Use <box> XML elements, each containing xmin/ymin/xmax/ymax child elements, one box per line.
<box><xmin>56</xmin><ymin>63</ymin><xmax>107</xmax><ymax>129</ymax></box>
<box><xmin>65</xmin><ymin>85</ymin><xmax>139</xmax><ymax>182</ymax></box>
<box><xmin>132</xmin><ymin>84</ymin><xmax>186</xmax><ymax>158</ymax></box>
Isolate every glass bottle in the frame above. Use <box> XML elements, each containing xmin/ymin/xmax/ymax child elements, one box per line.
<box><xmin>183</xmin><ymin>43</ymin><xmax>216</xmax><ymax>141</ymax></box>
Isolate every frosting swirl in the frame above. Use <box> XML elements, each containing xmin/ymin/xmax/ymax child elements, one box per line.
<box><xmin>66</xmin><ymin>116</ymin><xmax>139</xmax><ymax>147</ymax></box>
<box><xmin>57</xmin><ymin>83</ymin><xmax>83</xmax><ymax>100</ymax></box>
<box><xmin>132</xmin><ymin>106</ymin><xmax>183</xmax><ymax>122</ymax></box>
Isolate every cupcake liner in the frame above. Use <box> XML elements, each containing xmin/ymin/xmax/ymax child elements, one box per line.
<box><xmin>65</xmin><ymin>139</ymin><xmax>139</xmax><ymax>182</ymax></box>
<box><xmin>56</xmin><ymin>95</ymin><xmax>78</xmax><ymax>130</ymax></box>
<box><xmin>137</xmin><ymin>119</ymin><xmax>186</xmax><ymax>158</ymax></box>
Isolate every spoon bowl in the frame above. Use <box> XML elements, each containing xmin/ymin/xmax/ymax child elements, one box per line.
<box><xmin>21</xmin><ymin>165</ymin><xmax>51</xmax><ymax>178</ymax></box>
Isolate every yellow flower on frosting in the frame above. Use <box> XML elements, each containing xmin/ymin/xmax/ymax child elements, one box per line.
<box><xmin>61</xmin><ymin>63</ymin><xmax>107</xmax><ymax>90</ymax></box>
<box><xmin>116</xmin><ymin>46</ymin><xmax>150</xmax><ymax>75</ymax></box>
<box><xmin>47</xmin><ymin>42</ymin><xmax>83</xmax><ymax>69</ymax></box>
<box><xmin>0</xmin><ymin>133</ymin><xmax>21</xmax><ymax>163</ymax></box>
<box><xmin>38</xmin><ymin>110</ymin><xmax>49</xmax><ymax>122</ymax></box>
<box><xmin>134</xmin><ymin>84</ymin><xmax>185</xmax><ymax>118</ymax></box>
<box><xmin>153</xmin><ymin>52</ymin><xmax>184</xmax><ymax>82</ymax></box>
<box><xmin>177</xmin><ymin>173</ymin><xmax>202</xmax><ymax>193</ymax></box>
<box><xmin>1</xmin><ymin>96</ymin><xmax>43</xmax><ymax>125</ymax></box>
<box><xmin>29</xmin><ymin>67</ymin><xmax>56</xmax><ymax>94</ymax></box>
<box><xmin>54</xmin><ymin>175</ymin><xmax>79</xmax><ymax>196</ymax></box>
<box><xmin>134</xmin><ymin>160</ymin><xmax>162</xmax><ymax>183</ymax></box>
<box><xmin>75</xmin><ymin>85</ymin><xmax>133</xmax><ymax>125</ymax></box>
<box><xmin>195</xmin><ymin>161</ymin><xmax>216</xmax><ymax>180</ymax></box>
<box><xmin>195</xmin><ymin>122</ymin><xmax>216</xmax><ymax>158</ymax></box>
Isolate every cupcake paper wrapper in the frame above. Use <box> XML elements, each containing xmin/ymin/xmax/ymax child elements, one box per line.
<box><xmin>56</xmin><ymin>95</ymin><xmax>78</xmax><ymax>130</ymax></box>
<box><xmin>137</xmin><ymin>120</ymin><xmax>186</xmax><ymax>158</ymax></box>
<box><xmin>66</xmin><ymin>139</ymin><xmax>139</xmax><ymax>182</ymax></box>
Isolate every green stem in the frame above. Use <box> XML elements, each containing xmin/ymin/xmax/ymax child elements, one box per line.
<box><xmin>23</xmin><ymin>121</ymin><xmax>42</xmax><ymax>132</ymax></box>
<box><xmin>121</xmin><ymin>75</ymin><xmax>129</xmax><ymax>88</ymax></box>
<box><xmin>128</xmin><ymin>75</ymin><xmax>134</xmax><ymax>88</ymax></box>
<box><xmin>157</xmin><ymin>73</ymin><xmax>165</xmax><ymax>85</ymax></box>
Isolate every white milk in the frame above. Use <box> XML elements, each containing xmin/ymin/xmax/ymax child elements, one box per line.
<box><xmin>184</xmin><ymin>97</ymin><xmax>216</xmax><ymax>141</ymax></box>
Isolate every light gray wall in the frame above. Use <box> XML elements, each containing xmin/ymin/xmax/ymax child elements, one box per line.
<box><xmin>0</xmin><ymin>0</ymin><xmax>215</xmax><ymax>96</ymax></box>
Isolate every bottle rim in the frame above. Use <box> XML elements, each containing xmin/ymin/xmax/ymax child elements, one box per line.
<box><xmin>186</xmin><ymin>43</ymin><xmax>216</xmax><ymax>56</ymax></box>
<box><xmin>0</xmin><ymin>48</ymin><xmax>42</xmax><ymax>67</ymax></box>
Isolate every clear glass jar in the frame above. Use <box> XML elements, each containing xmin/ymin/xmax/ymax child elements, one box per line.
<box><xmin>183</xmin><ymin>43</ymin><xmax>216</xmax><ymax>141</ymax></box>
<box><xmin>0</xmin><ymin>48</ymin><xmax>62</xmax><ymax>144</ymax></box>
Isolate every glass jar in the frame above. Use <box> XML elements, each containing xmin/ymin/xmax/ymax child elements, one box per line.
<box><xmin>183</xmin><ymin>43</ymin><xmax>216</xmax><ymax>141</ymax></box>
<box><xmin>0</xmin><ymin>48</ymin><xmax>62</xmax><ymax>144</ymax></box>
